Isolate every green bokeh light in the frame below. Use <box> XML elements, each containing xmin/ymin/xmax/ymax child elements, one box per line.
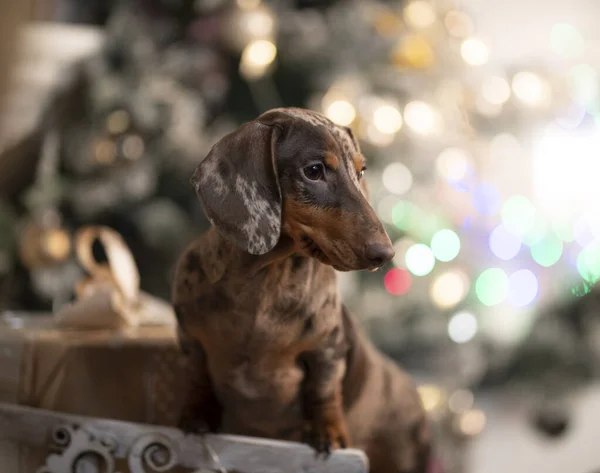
<box><xmin>522</xmin><ymin>216</ymin><xmax>548</xmax><ymax>247</ymax></box>
<box><xmin>568</xmin><ymin>63</ymin><xmax>598</xmax><ymax>107</ymax></box>
<box><xmin>430</xmin><ymin>229</ymin><xmax>460</xmax><ymax>262</ymax></box>
<box><xmin>577</xmin><ymin>243</ymin><xmax>600</xmax><ymax>282</ymax></box>
<box><xmin>405</xmin><ymin>243</ymin><xmax>436</xmax><ymax>276</ymax></box>
<box><xmin>501</xmin><ymin>195</ymin><xmax>536</xmax><ymax>236</ymax></box>
<box><xmin>530</xmin><ymin>234</ymin><xmax>563</xmax><ymax>267</ymax></box>
<box><xmin>550</xmin><ymin>23</ymin><xmax>585</xmax><ymax>59</ymax></box>
<box><xmin>475</xmin><ymin>268</ymin><xmax>509</xmax><ymax>307</ymax></box>
<box><xmin>552</xmin><ymin>217</ymin><xmax>574</xmax><ymax>242</ymax></box>
<box><xmin>392</xmin><ymin>201</ymin><xmax>421</xmax><ymax>232</ymax></box>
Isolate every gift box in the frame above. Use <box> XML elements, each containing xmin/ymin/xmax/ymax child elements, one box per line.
<box><xmin>0</xmin><ymin>314</ymin><xmax>186</xmax><ymax>425</ymax></box>
<box><xmin>0</xmin><ymin>226</ymin><xmax>191</xmax><ymax>472</ymax></box>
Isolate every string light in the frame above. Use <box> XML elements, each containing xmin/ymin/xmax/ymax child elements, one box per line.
<box><xmin>574</xmin><ymin>216</ymin><xmax>594</xmax><ymax>247</ymax></box>
<box><xmin>373</xmin><ymin>104</ymin><xmax>403</xmax><ymax>134</ymax></box>
<box><xmin>418</xmin><ymin>384</ymin><xmax>444</xmax><ymax>412</ymax></box>
<box><xmin>384</xmin><ymin>268</ymin><xmax>412</xmax><ymax>295</ymax></box>
<box><xmin>436</xmin><ymin>147</ymin><xmax>470</xmax><ymax>182</ymax></box>
<box><xmin>325</xmin><ymin>100</ymin><xmax>356</xmax><ymax>126</ymax></box>
<box><xmin>521</xmin><ymin>216</ymin><xmax>548</xmax><ymax>247</ymax></box>
<box><xmin>508</xmin><ymin>269</ymin><xmax>539</xmax><ymax>308</ymax></box>
<box><xmin>447</xmin><ymin>311</ymin><xmax>478</xmax><ymax>343</ymax></box>
<box><xmin>444</xmin><ymin>11</ymin><xmax>474</xmax><ymax>38</ymax></box>
<box><xmin>404</xmin><ymin>101</ymin><xmax>439</xmax><ymax>135</ymax></box>
<box><xmin>243</xmin><ymin>7</ymin><xmax>275</xmax><ymax>39</ymax></box>
<box><xmin>475</xmin><ymin>268</ymin><xmax>509</xmax><ymax>306</ymax></box>
<box><xmin>382</xmin><ymin>163</ymin><xmax>413</xmax><ymax>195</ymax></box>
<box><xmin>512</xmin><ymin>71</ymin><xmax>551</xmax><ymax>107</ymax></box>
<box><xmin>568</xmin><ymin>63</ymin><xmax>598</xmax><ymax>107</ymax></box>
<box><xmin>472</xmin><ymin>183</ymin><xmax>501</xmax><ymax>216</ymax></box>
<box><xmin>489</xmin><ymin>224</ymin><xmax>522</xmax><ymax>260</ymax></box>
<box><xmin>550</xmin><ymin>23</ymin><xmax>585</xmax><ymax>59</ymax></box>
<box><xmin>430</xmin><ymin>270</ymin><xmax>469</xmax><ymax>309</ymax></box>
<box><xmin>457</xmin><ymin>409</ymin><xmax>487</xmax><ymax>436</ymax></box>
<box><xmin>405</xmin><ymin>243</ymin><xmax>436</xmax><ymax>276</ymax></box>
<box><xmin>403</xmin><ymin>1</ymin><xmax>436</xmax><ymax>29</ymax></box>
<box><xmin>239</xmin><ymin>39</ymin><xmax>277</xmax><ymax>80</ymax></box>
<box><xmin>501</xmin><ymin>195</ymin><xmax>536</xmax><ymax>237</ymax></box>
<box><xmin>576</xmin><ymin>243</ymin><xmax>600</xmax><ymax>282</ymax></box>
<box><xmin>430</xmin><ymin>229</ymin><xmax>460</xmax><ymax>262</ymax></box>
<box><xmin>460</xmin><ymin>38</ymin><xmax>489</xmax><ymax>66</ymax></box>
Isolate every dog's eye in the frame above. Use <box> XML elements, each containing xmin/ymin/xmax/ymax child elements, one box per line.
<box><xmin>303</xmin><ymin>164</ymin><xmax>325</xmax><ymax>181</ymax></box>
<box><xmin>358</xmin><ymin>167</ymin><xmax>366</xmax><ymax>180</ymax></box>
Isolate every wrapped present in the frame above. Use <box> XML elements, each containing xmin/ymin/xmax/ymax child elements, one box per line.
<box><xmin>0</xmin><ymin>226</ymin><xmax>191</xmax><ymax>471</ymax></box>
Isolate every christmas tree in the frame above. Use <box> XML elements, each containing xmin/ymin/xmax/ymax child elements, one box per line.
<box><xmin>1</xmin><ymin>0</ymin><xmax>600</xmax><ymax>470</ymax></box>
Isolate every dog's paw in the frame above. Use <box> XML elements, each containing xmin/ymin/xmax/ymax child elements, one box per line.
<box><xmin>303</xmin><ymin>418</ymin><xmax>350</xmax><ymax>457</ymax></box>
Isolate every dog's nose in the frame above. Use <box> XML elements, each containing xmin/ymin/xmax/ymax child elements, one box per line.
<box><xmin>364</xmin><ymin>242</ymin><xmax>395</xmax><ymax>268</ymax></box>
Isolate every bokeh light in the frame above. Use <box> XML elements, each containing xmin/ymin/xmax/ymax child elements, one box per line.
<box><xmin>550</xmin><ymin>23</ymin><xmax>585</xmax><ymax>59</ymax></box>
<box><xmin>574</xmin><ymin>216</ymin><xmax>595</xmax><ymax>247</ymax></box>
<box><xmin>373</xmin><ymin>104</ymin><xmax>403</xmax><ymax>134</ymax></box>
<box><xmin>382</xmin><ymin>163</ymin><xmax>413</xmax><ymax>195</ymax></box>
<box><xmin>475</xmin><ymin>268</ymin><xmax>509</xmax><ymax>306</ymax></box>
<box><xmin>501</xmin><ymin>195</ymin><xmax>536</xmax><ymax>236</ymax></box>
<box><xmin>444</xmin><ymin>11</ymin><xmax>474</xmax><ymax>38</ymax></box>
<box><xmin>508</xmin><ymin>269</ymin><xmax>539</xmax><ymax>308</ymax></box>
<box><xmin>461</xmin><ymin>38</ymin><xmax>489</xmax><ymax>66</ymax></box>
<box><xmin>489</xmin><ymin>224</ymin><xmax>522</xmax><ymax>260</ymax></box>
<box><xmin>521</xmin><ymin>215</ymin><xmax>548</xmax><ymax>247</ymax></box>
<box><xmin>447</xmin><ymin>311</ymin><xmax>478</xmax><ymax>343</ymax></box>
<box><xmin>481</xmin><ymin>76</ymin><xmax>511</xmax><ymax>105</ymax></box>
<box><xmin>384</xmin><ymin>268</ymin><xmax>412</xmax><ymax>295</ymax></box>
<box><xmin>239</xmin><ymin>39</ymin><xmax>277</xmax><ymax>79</ymax></box>
<box><xmin>555</xmin><ymin>101</ymin><xmax>587</xmax><ymax>130</ymax></box>
<box><xmin>552</xmin><ymin>217</ymin><xmax>574</xmax><ymax>243</ymax></box>
<box><xmin>391</xmin><ymin>200</ymin><xmax>421</xmax><ymax>231</ymax></box>
<box><xmin>404</xmin><ymin>101</ymin><xmax>439</xmax><ymax>135</ymax></box>
<box><xmin>403</xmin><ymin>1</ymin><xmax>436</xmax><ymax>29</ymax></box>
<box><xmin>325</xmin><ymin>99</ymin><xmax>356</xmax><ymax>126</ymax></box>
<box><xmin>365</xmin><ymin>124</ymin><xmax>396</xmax><ymax>147</ymax></box>
<box><xmin>577</xmin><ymin>243</ymin><xmax>600</xmax><ymax>283</ymax></box>
<box><xmin>532</xmin><ymin>125</ymin><xmax>600</xmax><ymax>220</ymax></box>
<box><xmin>512</xmin><ymin>71</ymin><xmax>551</xmax><ymax>107</ymax></box>
<box><xmin>472</xmin><ymin>183</ymin><xmax>501</xmax><ymax>216</ymax></box>
<box><xmin>568</xmin><ymin>63</ymin><xmax>598</xmax><ymax>107</ymax></box>
<box><xmin>405</xmin><ymin>243</ymin><xmax>436</xmax><ymax>276</ymax></box>
<box><xmin>436</xmin><ymin>147</ymin><xmax>470</xmax><ymax>181</ymax></box>
<box><xmin>430</xmin><ymin>270</ymin><xmax>469</xmax><ymax>309</ymax></box>
<box><xmin>430</xmin><ymin>229</ymin><xmax>460</xmax><ymax>262</ymax></box>
<box><xmin>530</xmin><ymin>234</ymin><xmax>563</xmax><ymax>267</ymax></box>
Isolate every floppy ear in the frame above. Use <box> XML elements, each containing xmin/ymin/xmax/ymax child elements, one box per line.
<box><xmin>191</xmin><ymin>116</ymin><xmax>284</xmax><ymax>255</ymax></box>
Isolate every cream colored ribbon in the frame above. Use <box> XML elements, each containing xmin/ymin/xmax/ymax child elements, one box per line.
<box><xmin>54</xmin><ymin>225</ymin><xmax>174</xmax><ymax>330</ymax></box>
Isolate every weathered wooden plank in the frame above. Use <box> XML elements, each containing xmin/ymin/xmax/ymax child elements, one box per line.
<box><xmin>0</xmin><ymin>402</ymin><xmax>368</xmax><ymax>473</ymax></box>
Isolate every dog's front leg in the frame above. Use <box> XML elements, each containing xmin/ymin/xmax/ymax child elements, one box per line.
<box><xmin>178</xmin><ymin>339</ymin><xmax>222</xmax><ymax>435</ymax></box>
<box><xmin>300</xmin><ymin>348</ymin><xmax>350</xmax><ymax>455</ymax></box>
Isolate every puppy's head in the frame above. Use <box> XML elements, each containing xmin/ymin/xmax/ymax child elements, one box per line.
<box><xmin>191</xmin><ymin>107</ymin><xmax>394</xmax><ymax>271</ymax></box>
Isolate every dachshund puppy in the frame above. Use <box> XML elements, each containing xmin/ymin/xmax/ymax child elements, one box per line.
<box><xmin>172</xmin><ymin>108</ymin><xmax>432</xmax><ymax>473</ymax></box>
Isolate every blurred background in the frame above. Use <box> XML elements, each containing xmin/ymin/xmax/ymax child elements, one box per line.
<box><xmin>0</xmin><ymin>0</ymin><xmax>600</xmax><ymax>472</ymax></box>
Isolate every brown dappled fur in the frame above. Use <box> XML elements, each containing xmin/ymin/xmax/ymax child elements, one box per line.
<box><xmin>173</xmin><ymin>108</ymin><xmax>432</xmax><ymax>473</ymax></box>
